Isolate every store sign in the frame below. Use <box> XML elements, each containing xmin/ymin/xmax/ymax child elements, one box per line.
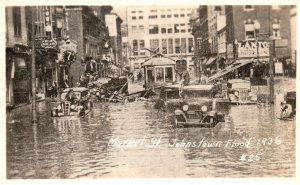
<box><xmin>238</xmin><ymin>41</ymin><xmax>269</xmax><ymax>58</ymax></box>
<box><xmin>41</xmin><ymin>39</ymin><xmax>57</xmax><ymax>48</ymax></box>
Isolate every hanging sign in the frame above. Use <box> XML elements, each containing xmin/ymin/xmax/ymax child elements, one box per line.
<box><xmin>41</xmin><ymin>39</ymin><xmax>57</xmax><ymax>48</ymax></box>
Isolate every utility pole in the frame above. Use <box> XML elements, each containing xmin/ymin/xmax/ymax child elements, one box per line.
<box><xmin>269</xmin><ymin>39</ymin><xmax>275</xmax><ymax>104</ymax></box>
<box><xmin>31</xmin><ymin>7</ymin><xmax>37</xmax><ymax>123</ymax></box>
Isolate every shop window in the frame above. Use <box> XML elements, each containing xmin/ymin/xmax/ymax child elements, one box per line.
<box><xmin>155</xmin><ymin>67</ymin><xmax>164</xmax><ymax>82</ymax></box>
<box><xmin>165</xmin><ymin>67</ymin><xmax>173</xmax><ymax>82</ymax></box>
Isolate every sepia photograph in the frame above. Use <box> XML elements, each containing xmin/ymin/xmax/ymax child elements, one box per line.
<box><xmin>2</xmin><ymin>0</ymin><xmax>299</xmax><ymax>184</ymax></box>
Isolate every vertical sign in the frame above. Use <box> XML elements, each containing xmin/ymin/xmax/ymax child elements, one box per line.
<box><xmin>44</xmin><ymin>6</ymin><xmax>52</xmax><ymax>40</ymax></box>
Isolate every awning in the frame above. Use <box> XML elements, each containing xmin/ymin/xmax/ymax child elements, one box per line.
<box><xmin>143</xmin><ymin>57</ymin><xmax>175</xmax><ymax>66</ymax></box>
<box><xmin>205</xmin><ymin>57</ymin><xmax>217</xmax><ymax>66</ymax></box>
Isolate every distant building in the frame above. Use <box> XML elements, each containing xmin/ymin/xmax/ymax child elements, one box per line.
<box><xmin>290</xmin><ymin>5</ymin><xmax>296</xmax><ymax>67</ymax></box>
<box><xmin>126</xmin><ymin>6</ymin><xmax>197</xmax><ymax>75</ymax></box>
<box><xmin>105</xmin><ymin>13</ymin><xmax>123</xmax><ymax>68</ymax></box>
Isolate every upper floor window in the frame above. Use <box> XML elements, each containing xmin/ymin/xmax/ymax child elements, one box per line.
<box><xmin>167</xmin><ymin>14</ymin><xmax>172</xmax><ymax>18</ymax></box>
<box><xmin>174</xmin><ymin>14</ymin><xmax>179</xmax><ymax>18</ymax></box>
<box><xmin>180</xmin><ymin>14</ymin><xmax>185</xmax><ymax>17</ymax></box>
<box><xmin>149</xmin><ymin>15</ymin><xmax>158</xmax><ymax>19</ymax></box>
<box><xmin>131</xmin><ymin>11</ymin><xmax>136</xmax><ymax>13</ymax></box>
<box><xmin>150</xmin><ymin>10</ymin><xmax>158</xmax><ymax>13</ymax></box>
<box><xmin>139</xmin><ymin>16</ymin><xmax>143</xmax><ymax>19</ymax></box>
<box><xmin>161</xmin><ymin>14</ymin><xmax>166</xmax><ymax>18</ymax></box>
<box><xmin>244</xmin><ymin>5</ymin><xmax>254</xmax><ymax>11</ymax></box>
<box><xmin>149</xmin><ymin>25</ymin><xmax>159</xmax><ymax>34</ymax></box>
<box><xmin>138</xmin><ymin>10</ymin><xmax>143</xmax><ymax>13</ymax></box>
<box><xmin>272</xmin><ymin>19</ymin><xmax>281</xmax><ymax>39</ymax></box>
<box><xmin>13</xmin><ymin>7</ymin><xmax>22</xmax><ymax>37</ymax></box>
<box><xmin>132</xmin><ymin>16</ymin><xmax>136</xmax><ymax>20</ymax></box>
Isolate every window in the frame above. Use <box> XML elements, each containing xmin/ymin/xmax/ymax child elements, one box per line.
<box><xmin>133</xmin><ymin>40</ymin><xmax>138</xmax><ymax>56</ymax></box>
<box><xmin>138</xmin><ymin>10</ymin><xmax>143</xmax><ymax>13</ymax></box>
<box><xmin>180</xmin><ymin>14</ymin><xmax>185</xmax><ymax>17</ymax></box>
<box><xmin>162</xmin><ymin>39</ymin><xmax>167</xmax><ymax>54</ymax></box>
<box><xmin>165</xmin><ymin>67</ymin><xmax>173</xmax><ymax>82</ymax></box>
<box><xmin>149</xmin><ymin>15</ymin><xmax>158</xmax><ymax>19</ymax></box>
<box><xmin>139</xmin><ymin>40</ymin><xmax>145</xmax><ymax>55</ymax></box>
<box><xmin>161</xmin><ymin>14</ymin><xmax>166</xmax><ymax>18</ymax></box>
<box><xmin>168</xmin><ymin>28</ymin><xmax>173</xmax><ymax>33</ymax></box>
<box><xmin>155</xmin><ymin>67</ymin><xmax>164</xmax><ymax>82</ymax></box>
<box><xmin>180</xmin><ymin>23</ymin><xmax>185</xmax><ymax>33</ymax></box>
<box><xmin>187</xmin><ymin>13</ymin><xmax>191</xmax><ymax>17</ymax></box>
<box><xmin>149</xmin><ymin>25</ymin><xmax>159</xmax><ymax>34</ymax></box>
<box><xmin>132</xmin><ymin>16</ymin><xmax>136</xmax><ymax>20</ymax></box>
<box><xmin>175</xmin><ymin>38</ymin><xmax>180</xmax><ymax>53</ymax></box>
<box><xmin>139</xmin><ymin>16</ymin><xmax>143</xmax><ymax>19</ymax></box>
<box><xmin>150</xmin><ymin>9</ymin><xmax>157</xmax><ymax>13</ymax></box>
<box><xmin>244</xmin><ymin>5</ymin><xmax>254</xmax><ymax>11</ymax></box>
<box><xmin>181</xmin><ymin>38</ymin><xmax>186</xmax><ymax>53</ymax></box>
<box><xmin>167</xmin><ymin>14</ymin><xmax>172</xmax><ymax>18</ymax></box>
<box><xmin>174</xmin><ymin>24</ymin><xmax>179</xmax><ymax>33</ymax></box>
<box><xmin>131</xmin><ymin>11</ymin><xmax>136</xmax><ymax>13</ymax></box>
<box><xmin>174</xmin><ymin>14</ymin><xmax>179</xmax><ymax>18</ymax></box>
<box><xmin>13</xmin><ymin>7</ymin><xmax>21</xmax><ymax>37</ymax></box>
<box><xmin>161</xmin><ymin>27</ymin><xmax>167</xmax><ymax>34</ymax></box>
<box><xmin>167</xmin><ymin>9</ymin><xmax>171</xmax><ymax>11</ymax></box>
<box><xmin>132</xmin><ymin>26</ymin><xmax>137</xmax><ymax>32</ymax></box>
<box><xmin>272</xmin><ymin>23</ymin><xmax>281</xmax><ymax>39</ymax></box>
<box><xmin>139</xmin><ymin>25</ymin><xmax>145</xmax><ymax>30</ymax></box>
<box><xmin>150</xmin><ymin>39</ymin><xmax>159</xmax><ymax>51</ymax></box>
<box><xmin>244</xmin><ymin>23</ymin><xmax>255</xmax><ymax>40</ymax></box>
<box><xmin>188</xmin><ymin>38</ymin><xmax>193</xmax><ymax>53</ymax></box>
<box><xmin>168</xmin><ymin>39</ymin><xmax>173</xmax><ymax>54</ymax></box>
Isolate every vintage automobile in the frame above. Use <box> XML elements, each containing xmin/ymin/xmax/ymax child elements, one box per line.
<box><xmin>280</xmin><ymin>89</ymin><xmax>296</xmax><ymax>120</ymax></box>
<box><xmin>227</xmin><ymin>79</ymin><xmax>257</xmax><ymax>104</ymax></box>
<box><xmin>155</xmin><ymin>84</ymin><xmax>225</xmax><ymax>127</ymax></box>
<box><xmin>51</xmin><ymin>87</ymin><xmax>92</xmax><ymax>117</ymax></box>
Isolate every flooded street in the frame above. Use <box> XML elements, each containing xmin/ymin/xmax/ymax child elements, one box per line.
<box><xmin>6</xmin><ymin>92</ymin><xmax>295</xmax><ymax>178</ymax></box>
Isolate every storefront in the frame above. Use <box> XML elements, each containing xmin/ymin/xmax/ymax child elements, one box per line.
<box><xmin>143</xmin><ymin>57</ymin><xmax>176</xmax><ymax>89</ymax></box>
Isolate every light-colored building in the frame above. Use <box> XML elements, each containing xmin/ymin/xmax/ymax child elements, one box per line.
<box><xmin>126</xmin><ymin>6</ymin><xmax>197</xmax><ymax>74</ymax></box>
<box><xmin>290</xmin><ymin>5</ymin><xmax>296</xmax><ymax>66</ymax></box>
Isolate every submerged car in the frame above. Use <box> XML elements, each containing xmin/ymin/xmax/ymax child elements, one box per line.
<box><xmin>280</xmin><ymin>89</ymin><xmax>296</xmax><ymax>120</ymax></box>
<box><xmin>156</xmin><ymin>84</ymin><xmax>225</xmax><ymax>128</ymax></box>
<box><xmin>227</xmin><ymin>79</ymin><xmax>257</xmax><ymax>104</ymax></box>
<box><xmin>51</xmin><ymin>87</ymin><xmax>92</xmax><ymax>117</ymax></box>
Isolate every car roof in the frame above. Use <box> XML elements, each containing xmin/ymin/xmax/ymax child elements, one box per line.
<box><xmin>228</xmin><ymin>79</ymin><xmax>250</xmax><ymax>83</ymax></box>
<box><xmin>62</xmin><ymin>87</ymin><xmax>89</xmax><ymax>93</ymax></box>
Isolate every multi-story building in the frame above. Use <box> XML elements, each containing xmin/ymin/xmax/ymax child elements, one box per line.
<box><xmin>66</xmin><ymin>6</ymin><xmax>112</xmax><ymax>84</ymax></box>
<box><xmin>192</xmin><ymin>5</ymin><xmax>292</xmax><ymax>79</ymax></box>
<box><xmin>105</xmin><ymin>13</ymin><xmax>123</xmax><ymax>68</ymax></box>
<box><xmin>6</xmin><ymin>6</ymin><xmax>30</xmax><ymax>107</ymax></box>
<box><xmin>225</xmin><ymin>5</ymin><xmax>291</xmax><ymax>78</ymax></box>
<box><xmin>126</xmin><ymin>6</ymin><xmax>197</xmax><ymax>75</ymax></box>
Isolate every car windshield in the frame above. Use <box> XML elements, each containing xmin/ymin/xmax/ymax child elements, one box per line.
<box><xmin>61</xmin><ymin>92</ymin><xmax>81</xmax><ymax>100</ymax></box>
<box><xmin>183</xmin><ymin>90</ymin><xmax>211</xmax><ymax>99</ymax></box>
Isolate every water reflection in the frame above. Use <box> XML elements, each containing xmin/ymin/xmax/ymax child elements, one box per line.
<box><xmin>6</xmin><ymin>100</ymin><xmax>295</xmax><ymax>178</ymax></box>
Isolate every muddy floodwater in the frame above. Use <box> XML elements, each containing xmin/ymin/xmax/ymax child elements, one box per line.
<box><xmin>6</xmin><ymin>98</ymin><xmax>295</xmax><ymax>178</ymax></box>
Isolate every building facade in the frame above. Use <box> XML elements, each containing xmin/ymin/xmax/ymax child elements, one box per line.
<box><xmin>66</xmin><ymin>6</ymin><xmax>112</xmax><ymax>84</ymax></box>
<box><xmin>6</xmin><ymin>6</ymin><xmax>30</xmax><ymax>107</ymax></box>
<box><xmin>126</xmin><ymin>6</ymin><xmax>197</xmax><ymax>76</ymax></box>
<box><xmin>192</xmin><ymin>5</ymin><xmax>292</xmax><ymax>79</ymax></box>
